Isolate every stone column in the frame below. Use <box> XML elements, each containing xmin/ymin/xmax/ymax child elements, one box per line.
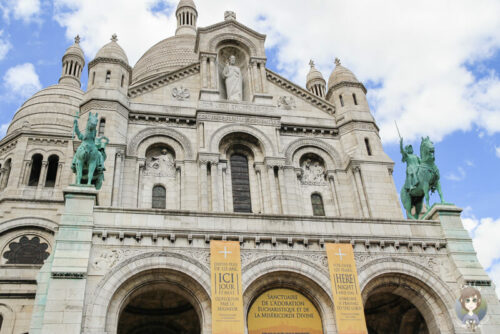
<box><xmin>201</xmin><ymin>55</ymin><xmax>208</xmax><ymax>88</ymax></box>
<box><xmin>267</xmin><ymin>165</ymin><xmax>280</xmax><ymax>214</ymax></box>
<box><xmin>327</xmin><ymin>173</ymin><xmax>341</xmax><ymax>217</ymax></box>
<box><xmin>223</xmin><ymin>163</ymin><xmax>234</xmax><ymax>212</ymax></box>
<box><xmin>210</xmin><ymin>162</ymin><xmax>220</xmax><ymax>212</ymax></box>
<box><xmin>294</xmin><ymin>169</ymin><xmax>304</xmax><ymax>215</ymax></box>
<box><xmin>252</xmin><ymin>61</ymin><xmax>261</xmax><ymax>93</ymax></box>
<box><xmin>176</xmin><ymin>164</ymin><xmax>182</xmax><ymax>210</ymax></box>
<box><xmin>254</xmin><ymin>165</ymin><xmax>264</xmax><ymax>214</ymax></box>
<box><xmin>112</xmin><ymin>150</ymin><xmax>125</xmax><ymax>207</ymax></box>
<box><xmin>259</xmin><ymin>61</ymin><xmax>268</xmax><ymax>93</ymax></box>
<box><xmin>254</xmin><ymin>164</ymin><xmax>271</xmax><ymax>214</ymax></box>
<box><xmin>353</xmin><ymin>166</ymin><xmax>370</xmax><ymax>218</ymax></box>
<box><xmin>56</xmin><ymin>163</ymin><xmax>64</xmax><ymax>188</ymax></box>
<box><xmin>136</xmin><ymin>160</ymin><xmax>145</xmax><ymax>208</ymax></box>
<box><xmin>0</xmin><ymin>167</ymin><xmax>5</xmax><ymax>189</ymax></box>
<box><xmin>199</xmin><ymin>161</ymin><xmax>209</xmax><ymax>211</ymax></box>
<box><xmin>209</xmin><ymin>55</ymin><xmax>217</xmax><ymax>89</ymax></box>
<box><xmin>282</xmin><ymin>167</ymin><xmax>299</xmax><ymax>215</ymax></box>
<box><xmin>38</xmin><ymin>161</ymin><xmax>48</xmax><ymax>188</ymax></box>
<box><xmin>31</xmin><ymin>185</ymin><xmax>98</xmax><ymax>334</ymax></box>
<box><xmin>277</xmin><ymin>167</ymin><xmax>287</xmax><ymax>214</ymax></box>
<box><xmin>20</xmin><ymin>160</ymin><xmax>31</xmax><ymax>186</ymax></box>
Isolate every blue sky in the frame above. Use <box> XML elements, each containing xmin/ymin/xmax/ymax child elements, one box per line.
<box><xmin>1</xmin><ymin>0</ymin><xmax>500</xmax><ymax>295</ymax></box>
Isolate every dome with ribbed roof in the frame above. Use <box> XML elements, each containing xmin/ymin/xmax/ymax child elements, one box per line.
<box><xmin>132</xmin><ymin>34</ymin><xmax>198</xmax><ymax>84</ymax></box>
<box><xmin>328</xmin><ymin>58</ymin><xmax>359</xmax><ymax>90</ymax></box>
<box><xmin>64</xmin><ymin>36</ymin><xmax>84</xmax><ymax>60</ymax></box>
<box><xmin>306</xmin><ymin>60</ymin><xmax>325</xmax><ymax>84</ymax></box>
<box><xmin>95</xmin><ymin>34</ymin><xmax>129</xmax><ymax>65</ymax></box>
<box><xmin>7</xmin><ymin>84</ymin><xmax>83</xmax><ymax>136</ymax></box>
<box><xmin>177</xmin><ymin>0</ymin><xmax>196</xmax><ymax>11</ymax></box>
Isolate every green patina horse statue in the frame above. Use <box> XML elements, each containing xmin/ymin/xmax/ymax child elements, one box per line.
<box><xmin>400</xmin><ymin>136</ymin><xmax>445</xmax><ymax>219</ymax></box>
<box><xmin>71</xmin><ymin>112</ymin><xmax>109</xmax><ymax>190</ymax></box>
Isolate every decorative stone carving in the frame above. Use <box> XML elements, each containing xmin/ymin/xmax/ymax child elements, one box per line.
<box><xmin>2</xmin><ymin>236</ymin><xmax>50</xmax><ymax>265</ymax></box>
<box><xmin>92</xmin><ymin>248</ymin><xmax>147</xmax><ymax>270</ymax></box>
<box><xmin>300</xmin><ymin>155</ymin><xmax>327</xmax><ymax>185</ymax></box>
<box><xmin>144</xmin><ymin>148</ymin><xmax>176</xmax><ymax>178</ymax></box>
<box><xmin>223</xmin><ymin>55</ymin><xmax>243</xmax><ymax>101</ymax></box>
<box><xmin>277</xmin><ymin>96</ymin><xmax>296</xmax><ymax>110</ymax></box>
<box><xmin>224</xmin><ymin>11</ymin><xmax>237</xmax><ymax>21</ymax></box>
<box><xmin>171</xmin><ymin>86</ymin><xmax>190</xmax><ymax>101</ymax></box>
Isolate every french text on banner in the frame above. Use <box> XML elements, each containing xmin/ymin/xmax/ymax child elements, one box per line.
<box><xmin>326</xmin><ymin>243</ymin><xmax>368</xmax><ymax>334</ymax></box>
<box><xmin>210</xmin><ymin>240</ymin><xmax>245</xmax><ymax>334</ymax></box>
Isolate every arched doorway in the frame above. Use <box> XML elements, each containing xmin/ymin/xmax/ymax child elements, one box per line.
<box><xmin>117</xmin><ymin>281</ymin><xmax>201</xmax><ymax>334</ymax></box>
<box><xmin>364</xmin><ymin>292</ymin><xmax>429</xmax><ymax>334</ymax></box>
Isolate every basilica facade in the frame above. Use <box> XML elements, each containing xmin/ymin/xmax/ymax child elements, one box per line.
<box><xmin>0</xmin><ymin>1</ymin><xmax>499</xmax><ymax>333</ymax></box>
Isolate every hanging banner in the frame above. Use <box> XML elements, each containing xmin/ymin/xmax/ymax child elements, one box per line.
<box><xmin>210</xmin><ymin>240</ymin><xmax>245</xmax><ymax>334</ymax></box>
<box><xmin>326</xmin><ymin>243</ymin><xmax>368</xmax><ymax>334</ymax></box>
<box><xmin>247</xmin><ymin>288</ymin><xmax>323</xmax><ymax>334</ymax></box>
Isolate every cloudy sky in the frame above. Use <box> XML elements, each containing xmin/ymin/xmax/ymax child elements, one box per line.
<box><xmin>0</xmin><ymin>0</ymin><xmax>499</xmax><ymax>296</ymax></box>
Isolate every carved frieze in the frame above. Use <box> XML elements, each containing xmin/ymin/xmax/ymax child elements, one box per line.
<box><xmin>198</xmin><ymin>100</ymin><xmax>276</xmax><ymax>114</ymax></box>
<box><xmin>277</xmin><ymin>96</ymin><xmax>296</xmax><ymax>110</ymax></box>
<box><xmin>197</xmin><ymin>112</ymin><xmax>280</xmax><ymax>127</ymax></box>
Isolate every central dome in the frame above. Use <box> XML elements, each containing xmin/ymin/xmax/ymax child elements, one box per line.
<box><xmin>132</xmin><ymin>34</ymin><xmax>198</xmax><ymax>84</ymax></box>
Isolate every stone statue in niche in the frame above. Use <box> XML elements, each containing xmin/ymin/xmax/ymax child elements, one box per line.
<box><xmin>144</xmin><ymin>148</ymin><xmax>176</xmax><ymax>178</ymax></box>
<box><xmin>301</xmin><ymin>158</ymin><xmax>326</xmax><ymax>185</ymax></box>
<box><xmin>223</xmin><ymin>55</ymin><xmax>243</xmax><ymax>101</ymax></box>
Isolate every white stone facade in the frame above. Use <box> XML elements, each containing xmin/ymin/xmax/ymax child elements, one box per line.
<box><xmin>0</xmin><ymin>1</ymin><xmax>499</xmax><ymax>334</ymax></box>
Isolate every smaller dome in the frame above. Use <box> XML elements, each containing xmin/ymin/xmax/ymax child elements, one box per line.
<box><xmin>64</xmin><ymin>35</ymin><xmax>84</xmax><ymax>60</ymax></box>
<box><xmin>177</xmin><ymin>0</ymin><xmax>196</xmax><ymax>11</ymax></box>
<box><xmin>306</xmin><ymin>60</ymin><xmax>325</xmax><ymax>83</ymax></box>
<box><xmin>328</xmin><ymin>58</ymin><xmax>359</xmax><ymax>90</ymax></box>
<box><xmin>95</xmin><ymin>34</ymin><xmax>129</xmax><ymax>65</ymax></box>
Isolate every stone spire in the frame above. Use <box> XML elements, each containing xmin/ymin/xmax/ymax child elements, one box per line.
<box><xmin>59</xmin><ymin>35</ymin><xmax>85</xmax><ymax>88</ymax></box>
<box><xmin>176</xmin><ymin>0</ymin><xmax>197</xmax><ymax>36</ymax></box>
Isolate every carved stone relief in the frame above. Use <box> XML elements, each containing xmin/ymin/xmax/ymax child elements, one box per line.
<box><xmin>300</xmin><ymin>154</ymin><xmax>327</xmax><ymax>185</ymax></box>
<box><xmin>171</xmin><ymin>86</ymin><xmax>190</xmax><ymax>101</ymax></box>
<box><xmin>277</xmin><ymin>96</ymin><xmax>296</xmax><ymax>110</ymax></box>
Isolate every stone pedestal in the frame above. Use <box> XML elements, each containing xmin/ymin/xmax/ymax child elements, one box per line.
<box><xmin>29</xmin><ymin>185</ymin><xmax>98</xmax><ymax>334</ymax></box>
<box><xmin>252</xmin><ymin>93</ymin><xmax>273</xmax><ymax>105</ymax></box>
<box><xmin>424</xmin><ymin>204</ymin><xmax>500</xmax><ymax>332</ymax></box>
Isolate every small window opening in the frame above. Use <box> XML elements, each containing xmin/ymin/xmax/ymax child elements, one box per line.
<box><xmin>311</xmin><ymin>193</ymin><xmax>325</xmax><ymax>216</ymax></box>
<box><xmin>28</xmin><ymin>154</ymin><xmax>43</xmax><ymax>186</ymax></box>
<box><xmin>1</xmin><ymin>159</ymin><xmax>11</xmax><ymax>189</ymax></box>
<box><xmin>152</xmin><ymin>185</ymin><xmax>166</xmax><ymax>209</ymax></box>
<box><xmin>121</xmin><ymin>74</ymin><xmax>125</xmax><ymax>87</ymax></box>
<box><xmin>92</xmin><ymin>72</ymin><xmax>96</xmax><ymax>85</ymax></box>
<box><xmin>105</xmin><ymin>71</ymin><xmax>111</xmax><ymax>83</ymax></box>
<box><xmin>339</xmin><ymin>94</ymin><xmax>344</xmax><ymax>107</ymax></box>
<box><xmin>45</xmin><ymin>155</ymin><xmax>59</xmax><ymax>188</ymax></box>
<box><xmin>98</xmin><ymin>118</ymin><xmax>106</xmax><ymax>136</ymax></box>
<box><xmin>365</xmin><ymin>138</ymin><xmax>372</xmax><ymax>156</ymax></box>
<box><xmin>353</xmin><ymin>93</ymin><xmax>358</xmax><ymax>105</ymax></box>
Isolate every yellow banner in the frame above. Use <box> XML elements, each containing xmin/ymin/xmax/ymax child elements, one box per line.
<box><xmin>247</xmin><ymin>288</ymin><xmax>323</xmax><ymax>334</ymax></box>
<box><xmin>210</xmin><ymin>241</ymin><xmax>245</xmax><ymax>334</ymax></box>
<box><xmin>326</xmin><ymin>243</ymin><xmax>368</xmax><ymax>334</ymax></box>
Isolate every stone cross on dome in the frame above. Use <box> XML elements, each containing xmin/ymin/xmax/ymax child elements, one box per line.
<box><xmin>75</xmin><ymin>35</ymin><xmax>80</xmax><ymax>44</ymax></box>
<box><xmin>309</xmin><ymin>60</ymin><xmax>315</xmax><ymax>68</ymax></box>
<box><xmin>111</xmin><ymin>34</ymin><xmax>118</xmax><ymax>42</ymax></box>
<box><xmin>334</xmin><ymin>57</ymin><xmax>341</xmax><ymax>66</ymax></box>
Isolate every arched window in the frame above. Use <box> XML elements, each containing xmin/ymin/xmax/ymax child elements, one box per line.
<box><xmin>365</xmin><ymin>138</ymin><xmax>372</xmax><ymax>156</ymax></box>
<box><xmin>28</xmin><ymin>154</ymin><xmax>43</xmax><ymax>186</ymax></box>
<box><xmin>1</xmin><ymin>159</ymin><xmax>11</xmax><ymax>189</ymax></box>
<box><xmin>230</xmin><ymin>154</ymin><xmax>252</xmax><ymax>213</ymax></box>
<box><xmin>152</xmin><ymin>185</ymin><xmax>166</xmax><ymax>209</ymax></box>
<box><xmin>353</xmin><ymin>93</ymin><xmax>358</xmax><ymax>105</ymax></box>
<box><xmin>98</xmin><ymin>118</ymin><xmax>106</xmax><ymax>136</ymax></box>
<box><xmin>311</xmin><ymin>193</ymin><xmax>325</xmax><ymax>216</ymax></box>
<box><xmin>2</xmin><ymin>236</ymin><xmax>50</xmax><ymax>264</ymax></box>
<box><xmin>339</xmin><ymin>94</ymin><xmax>344</xmax><ymax>107</ymax></box>
<box><xmin>92</xmin><ymin>71</ymin><xmax>96</xmax><ymax>85</ymax></box>
<box><xmin>105</xmin><ymin>70</ymin><xmax>111</xmax><ymax>83</ymax></box>
<box><xmin>45</xmin><ymin>155</ymin><xmax>59</xmax><ymax>188</ymax></box>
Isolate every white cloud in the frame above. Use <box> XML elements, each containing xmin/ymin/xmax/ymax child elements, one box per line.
<box><xmin>496</xmin><ymin>146</ymin><xmax>500</xmax><ymax>159</ymax></box>
<box><xmin>446</xmin><ymin>166</ymin><xmax>466</xmax><ymax>182</ymax></box>
<box><xmin>3</xmin><ymin>63</ymin><xmax>42</xmax><ymax>99</ymax></box>
<box><xmin>0</xmin><ymin>123</ymin><xmax>9</xmax><ymax>138</ymax></box>
<box><xmin>465</xmin><ymin>214</ymin><xmax>500</xmax><ymax>297</ymax></box>
<box><xmin>52</xmin><ymin>0</ymin><xmax>500</xmax><ymax>143</ymax></box>
<box><xmin>0</xmin><ymin>30</ymin><xmax>11</xmax><ymax>61</ymax></box>
<box><xmin>0</xmin><ymin>0</ymin><xmax>41</xmax><ymax>22</ymax></box>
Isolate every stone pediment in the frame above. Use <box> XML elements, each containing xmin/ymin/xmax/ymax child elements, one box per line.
<box><xmin>195</xmin><ymin>19</ymin><xmax>266</xmax><ymax>58</ymax></box>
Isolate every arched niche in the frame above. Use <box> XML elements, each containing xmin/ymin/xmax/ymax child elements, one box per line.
<box><xmin>217</xmin><ymin>44</ymin><xmax>251</xmax><ymax>101</ymax></box>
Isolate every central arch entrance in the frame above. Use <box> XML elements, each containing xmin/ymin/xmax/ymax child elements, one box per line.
<box><xmin>117</xmin><ymin>282</ymin><xmax>200</xmax><ymax>334</ymax></box>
